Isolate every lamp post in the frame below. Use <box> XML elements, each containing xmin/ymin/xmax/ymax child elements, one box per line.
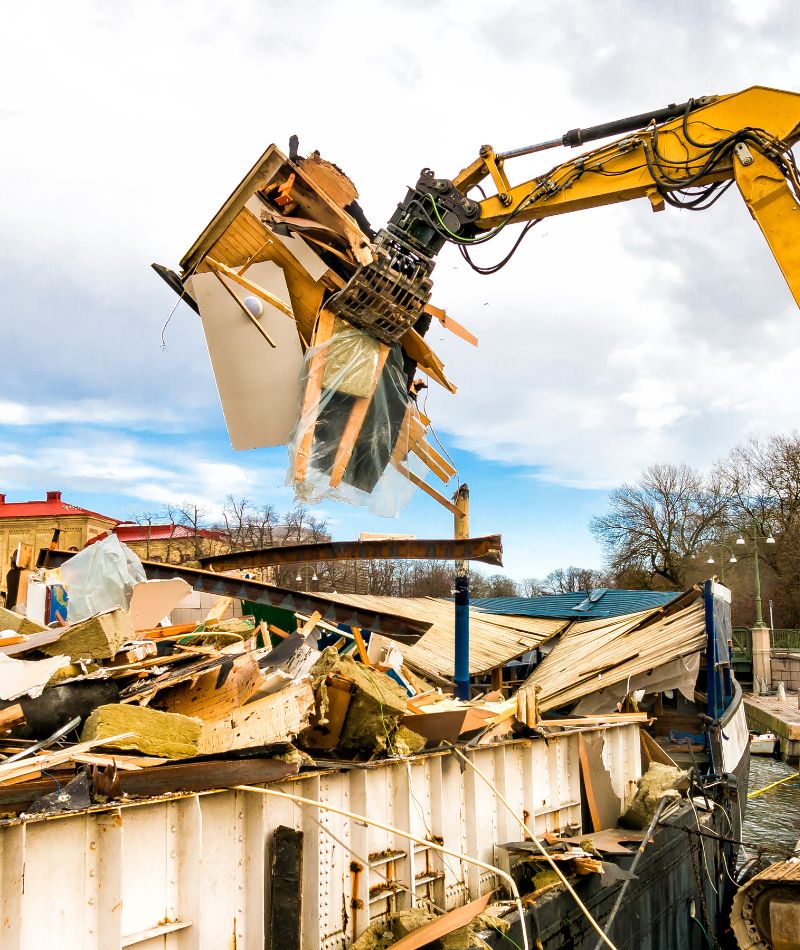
<box><xmin>735</xmin><ymin>523</ymin><xmax>776</xmax><ymax>687</ymax></box>
<box><xmin>703</xmin><ymin>545</ymin><xmax>738</xmax><ymax>584</ymax></box>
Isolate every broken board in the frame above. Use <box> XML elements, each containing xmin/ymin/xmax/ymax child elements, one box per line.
<box><xmin>197</xmin><ymin>680</ymin><xmax>314</xmax><ymax>754</ymax></box>
<box><xmin>189</xmin><ymin>261</ymin><xmax>304</xmax><ymax>449</ymax></box>
<box><xmin>578</xmin><ymin>732</ymin><xmax>622</xmax><ymax>832</ymax></box>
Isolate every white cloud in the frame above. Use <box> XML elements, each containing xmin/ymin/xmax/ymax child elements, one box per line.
<box><xmin>0</xmin><ymin>399</ymin><xmax>179</xmax><ymax>429</ymax></box>
<box><xmin>0</xmin><ymin>429</ymin><xmax>289</xmax><ymax>519</ymax></box>
<box><xmin>1</xmin><ymin>0</ymin><xmax>800</xmax><ymax>532</ymax></box>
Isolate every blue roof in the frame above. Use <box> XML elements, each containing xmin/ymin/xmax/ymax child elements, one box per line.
<box><xmin>473</xmin><ymin>588</ymin><xmax>679</xmax><ymax>620</ymax></box>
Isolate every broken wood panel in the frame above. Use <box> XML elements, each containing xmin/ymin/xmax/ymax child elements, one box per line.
<box><xmin>578</xmin><ymin>732</ymin><xmax>622</xmax><ymax>832</ymax></box>
<box><xmin>387</xmin><ymin>892</ymin><xmax>492</xmax><ymax>949</ymax></box>
<box><xmin>180</xmin><ymin>144</ymin><xmax>371</xmax><ymax>276</ymax></box>
<box><xmin>197</xmin><ymin>680</ymin><xmax>315</xmax><ymax>755</ymax></box>
<box><xmin>198</xmin><ymin>534</ymin><xmax>503</xmax><ymax>570</ymax></box>
<box><xmin>269</xmin><ymin>826</ymin><xmax>303</xmax><ymax>950</ymax></box>
<box><xmin>154</xmin><ymin>653</ymin><xmax>263</xmax><ymax>721</ymax></box>
<box><xmin>299</xmin><ymin>152</ymin><xmax>358</xmax><ymax>208</ymax></box>
<box><xmin>200</xmin><ymin>208</ymin><xmax>328</xmax><ymax>342</ymax></box>
<box><xmin>190</xmin><ymin>262</ymin><xmax>304</xmax><ymax>450</ymax></box>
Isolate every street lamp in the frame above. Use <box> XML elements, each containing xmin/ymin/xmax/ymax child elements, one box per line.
<box><xmin>703</xmin><ymin>546</ymin><xmax>738</xmax><ymax>583</ymax></box>
<box><xmin>735</xmin><ymin>524</ymin><xmax>776</xmax><ymax>628</ymax></box>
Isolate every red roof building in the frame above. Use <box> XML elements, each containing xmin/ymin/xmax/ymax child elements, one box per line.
<box><xmin>0</xmin><ymin>491</ymin><xmax>120</xmax><ymax>593</ymax></box>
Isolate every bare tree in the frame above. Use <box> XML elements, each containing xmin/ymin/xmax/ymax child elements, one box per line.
<box><xmin>519</xmin><ymin>577</ymin><xmax>546</xmax><ymax>597</ymax></box>
<box><xmin>591</xmin><ymin>462</ymin><xmax>726</xmax><ymax>588</ymax></box>
<box><xmin>542</xmin><ymin>566</ymin><xmax>611</xmax><ymax>594</ymax></box>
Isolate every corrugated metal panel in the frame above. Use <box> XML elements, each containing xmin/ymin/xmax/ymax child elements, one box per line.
<box><xmin>321</xmin><ymin>594</ymin><xmax>567</xmax><ymax>677</ymax></box>
<box><xmin>0</xmin><ymin>726</ymin><xmax>642</xmax><ymax>950</ymax></box>
<box><xmin>474</xmin><ymin>589</ymin><xmax>679</xmax><ymax>619</ymax></box>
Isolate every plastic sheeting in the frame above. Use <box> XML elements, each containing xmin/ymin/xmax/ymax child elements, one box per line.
<box><xmin>573</xmin><ymin>652</ymin><xmax>701</xmax><ymax>715</ymax></box>
<box><xmin>59</xmin><ymin>534</ymin><xmax>147</xmax><ymax>623</ymax></box>
<box><xmin>287</xmin><ymin>322</ymin><xmax>420</xmax><ymax>516</ymax></box>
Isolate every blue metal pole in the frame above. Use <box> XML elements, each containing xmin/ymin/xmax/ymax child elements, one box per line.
<box><xmin>454</xmin><ymin>573</ymin><xmax>470</xmax><ymax>700</ymax></box>
<box><xmin>453</xmin><ymin>483</ymin><xmax>471</xmax><ymax>700</ymax></box>
<box><xmin>703</xmin><ymin>579</ymin><xmax>718</xmax><ymax>719</ymax></box>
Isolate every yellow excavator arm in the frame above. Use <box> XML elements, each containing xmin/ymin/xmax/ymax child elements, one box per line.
<box><xmin>325</xmin><ymin>86</ymin><xmax>800</xmax><ymax>342</ymax></box>
<box><xmin>453</xmin><ymin>86</ymin><xmax>800</xmax><ymax>306</ymax></box>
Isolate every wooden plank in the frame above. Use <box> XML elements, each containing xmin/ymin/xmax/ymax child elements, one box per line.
<box><xmin>0</xmin><ymin>733</ymin><xmax>134</xmax><ymax>786</ymax></box>
<box><xmin>640</xmin><ymin>728</ymin><xmax>678</xmax><ymax>768</ymax></box>
<box><xmin>206</xmin><ymin>257</ymin><xmax>295</xmax><ymax>320</ymax></box>
<box><xmin>197</xmin><ymin>681</ymin><xmax>315</xmax><ymax>754</ymax></box>
<box><xmin>542</xmin><ymin>713</ymin><xmax>649</xmax><ymax>727</ymax></box>
<box><xmin>578</xmin><ymin>732</ymin><xmax>622</xmax><ymax>832</ymax></box>
<box><xmin>155</xmin><ymin>653</ymin><xmax>263</xmax><ymax>721</ymax></box>
<box><xmin>352</xmin><ymin>627</ymin><xmax>369</xmax><ymax>665</ymax></box>
<box><xmin>329</xmin><ymin>343</ymin><xmax>390</xmax><ymax>487</ymax></box>
<box><xmin>424</xmin><ymin>304</ymin><xmax>478</xmax><ymax>346</ymax></box>
<box><xmin>294</xmin><ymin>309</ymin><xmax>336</xmax><ymax>481</ymax></box>
<box><xmin>269</xmin><ymin>826</ymin><xmax>303</xmax><ymax>950</ymax></box>
<box><xmin>0</xmin><ymin>704</ymin><xmax>25</xmax><ymax>732</ymax></box>
<box><xmin>392</xmin><ymin>461</ymin><xmax>461</xmax><ymax>516</ymax></box>
<box><xmin>387</xmin><ymin>892</ymin><xmax>492</xmax><ymax>949</ymax></box>
<box><xmin>398</xmin><ymin>328</ymin><xmax>457</xmax><ymax>394</ymax></box>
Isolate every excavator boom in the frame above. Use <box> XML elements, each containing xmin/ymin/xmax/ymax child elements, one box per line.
<box><xmin>327</xmin><ymin>85</ymin><xmax>800</xmax><ymax>341</ymax></box>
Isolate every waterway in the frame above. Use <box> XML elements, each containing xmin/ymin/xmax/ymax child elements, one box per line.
<box><xmin>742</xmin><ymin>754</ymin><xmax>800</xmax><ymax>857</ymax></box>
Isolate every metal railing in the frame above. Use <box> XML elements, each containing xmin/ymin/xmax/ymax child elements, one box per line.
<box><xmin>732</xmin><ymin>626</ymin><xmax>800</xmax><ymax>658</ymax></box>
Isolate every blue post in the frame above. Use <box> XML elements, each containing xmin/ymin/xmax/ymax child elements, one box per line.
<box><xmin>454</xmin><ymin>573</ymin><xmax>470</xmax><ymax>700</ymax></box>
<box><xmin>453</xmin><ymin>483</ymin><xmax>470</xmax><ymax>700</ymax></box>
<box><xmin>703</xmin><ymin>579</ymin><xmax>719</xmax><ymax>719</ymax></box>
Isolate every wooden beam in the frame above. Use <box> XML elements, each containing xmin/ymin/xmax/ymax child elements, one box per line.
<box><xmin>206</xmin><ymin>257</ymin><xmax>295</xmax><ymax>320</ymax></box>
<box><xmin>197</xmin><ymin>535</ymin><xmax>503</xmax><ymax>570</ymax></box>
<box><xmin>392</xmin><ymin>461</ymin><xmax>461</xmax><ymax>515</ymax></box>
<box><xmin>209</xmin><ymin>268</ymin><xmax>277</xmax><ymax>348</ymax></box>
<box><xmin>329</xmin><ymin>343</ymin><xmax>390</xmax><ymax>488</ymax></box>
<box><xmin>423</xmin><ymin>304</ymin><xmax>479</xmax><ymax>347</ymax></box>
<box><xmin>294</xmin><ymin>308</ymin><xmax>336</xmax><ymax>481</ymax></box>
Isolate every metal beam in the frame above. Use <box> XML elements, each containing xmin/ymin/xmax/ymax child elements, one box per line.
<box><xmin>42</xmin><ymin>550</ymin><xmax>428</xmax><ymax>643</ymax></box>
<box><xmin>196</xmin><ymin>534</ymin><xmax>503</xmax><ymax>572</ymax></box>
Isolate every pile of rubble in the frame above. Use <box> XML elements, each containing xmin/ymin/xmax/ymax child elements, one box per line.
<box><xmin>0</xmin><ymin>536</ymin><xmax>538</xmax><ymax>816</ymax></box>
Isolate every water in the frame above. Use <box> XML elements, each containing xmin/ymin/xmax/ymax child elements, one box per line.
<box><xmin>742</xmin><ymin>754</ymin><xmax>800</xmax><ymax>857</ymax></box>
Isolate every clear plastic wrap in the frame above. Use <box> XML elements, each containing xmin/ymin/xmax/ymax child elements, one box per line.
<box><xmin>287</xmin><ymin>321</ymin><xmax>423</xmax><ymax>516</ymax></box>
<box><xmin>60</xmin><ymin>534</ymin><xmax>146</xmax><ymax>623</ymax></box>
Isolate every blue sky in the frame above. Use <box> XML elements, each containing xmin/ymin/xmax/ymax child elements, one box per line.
<box><xmin>2</xmin><ymin>0</ymin><xmax>800</xmax><ymax>581</ymax></box>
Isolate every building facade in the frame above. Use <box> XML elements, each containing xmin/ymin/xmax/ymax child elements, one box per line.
<box><xmin>0</xmin><ymin>491</ymin><xmax>119</xmax><ymax>597</ymax></box>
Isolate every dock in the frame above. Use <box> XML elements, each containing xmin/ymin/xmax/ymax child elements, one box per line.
<box><xmin>744</xmin><ymin>691</ymin><xmax>800</xmax><ymax>761</ymax></box>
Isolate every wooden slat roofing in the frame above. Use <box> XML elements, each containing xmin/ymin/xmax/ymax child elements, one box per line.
<box><xmin>317</xmin><ymin>594</ymin><xmax>567</xmax><ymax>678</ymax></box>
<box><xmin>519</xmin><ymin>589</ymin><xmax>706</xmax><ymax>713</ymax></box>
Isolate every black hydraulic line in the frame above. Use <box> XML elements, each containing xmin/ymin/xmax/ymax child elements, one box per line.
<box><xmin>498</xmin><ymin>97</ymin><xmax>714</xmax><ymax>160</ymax></box>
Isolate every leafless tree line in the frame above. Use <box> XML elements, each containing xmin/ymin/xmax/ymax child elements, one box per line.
<box><xmin>137</xmin><ymin>496</ymin><xmax>607</xmax><ymax>600</ymax></box>
<box><xmin>590</xmin><ymin>432</ymin><xmax>800</xmax><ymax>625</ymax></box>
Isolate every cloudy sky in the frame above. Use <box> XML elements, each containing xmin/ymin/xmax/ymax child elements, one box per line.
<box><xmin>2</xmin><ymin>0</ymin><xmax>799</xmax><ymax>580</ymax></box>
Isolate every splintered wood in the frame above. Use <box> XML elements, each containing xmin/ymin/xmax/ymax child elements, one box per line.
<box><xmin>515</xmin><ymin>595</ymin><xmax>706</xmax><ymax>724</ymax></box>
<box><xmin>172</xmin><ymin>141</ymin><xmax>475</xmax><ymax>516</ymax></box>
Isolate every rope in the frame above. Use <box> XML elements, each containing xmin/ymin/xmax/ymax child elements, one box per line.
<box><xmin>747</xmin><ymin>771</ymin><xmax>798</xmax><ymax>799</ymax></box>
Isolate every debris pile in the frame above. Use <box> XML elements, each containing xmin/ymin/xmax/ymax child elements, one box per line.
<box><xmin>0</xmin><ymin>537</ymin><xmax>707</xmax><ymax>832</ymax></box>
<box><xmin>157</xmin><ymin>143</ymin><xmax>471</xmax><ymax>517</ymax></box>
